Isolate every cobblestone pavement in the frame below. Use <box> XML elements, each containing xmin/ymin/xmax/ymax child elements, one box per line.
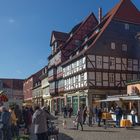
<box><xmin>30</xmin><ymin>116</ymin><xmax>140</xmax><ymax>140</ymax></box>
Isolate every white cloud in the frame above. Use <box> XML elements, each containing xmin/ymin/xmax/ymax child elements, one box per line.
<box><xmin>8</xmin><ymin>18</ymin><xmax>15</xmax><ymax>23</ymax></box>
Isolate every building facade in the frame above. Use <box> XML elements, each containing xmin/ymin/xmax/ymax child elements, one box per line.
<box><xmin>0</xmin><ymin>78</ymin><xmax>24</xmax><ymax>107</ymax></box>
<box><xmin>48</xmin><ymin>31</ymin><xmax>69</xmax><ymax>112</ymax></box>
<box><xmin>40</xmin><ymin>66</ymin><xmax>51</xmax><ymax>110</ymax></box>
<box><xmin>23</xmin><ymin>69</ymin><xmax>42</xmax><ymax>106</ymax></box>
<box><xmin>61</xmin><ymin>0</ymin><xmax>140</xmax><ymax>113</ymax></box>
<box><xmin>48</xmin><ymin>13</ymin><xmax>98</xmax><ymax>112</ymax></box>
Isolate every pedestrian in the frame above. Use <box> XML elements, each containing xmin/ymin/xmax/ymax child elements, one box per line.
<box><xmin>47</xmin><ymin>105</ymin><xmax>50</xmax><ymax>113</ymax></box>
<box><xmin>32</xmin><ymin>106</ymin><xmax>48</xmax><ymax>140</ymax></box>
<box><xmin>131</xmin><ymin>107</ymin><xmax>137</xmax><ymax>126</ymax></box>
<box><xmin>76</xmin><ymin>107</ymin><xmax>83</xmax><ymax>131</ymax></box>
<box><xmin>9</xmin><ymin>107</ymin><xmax>19</xmax><ymax>139</ymax></box>
<box><xmin>83</xmin><ymin>106</ymin><xmax>87</xmax><ymax>124</ymax></box>
<box><xmin>115</xmin><ymin>106</ymin><xmax>122</xmax><ymax>127</ymax></box>
<box><xmin>94</xmin><ymin>106</ymin><xmax>98</xmax><ymax>123</ymax></box>
<box><xmin>23</xmin><ymin>107</ymin><xmax>32</xmax><ymax>134</ymax></box>
<box><xmin>87</xmin><ymin>106</ymin><xmax>93</xmax><ymax>126</ymax></box>
<box><xmin>0</xmin><ymin>106</ymin><xmax>12</xmax><ymax>140</ymax></box>
<box><xmin>68</xmin><ymin>106</ymin><xmax>73</xmax><ymax>118</ymax></box>
<box><xmin>63</xmin><ymin>105</ymin><xmax>67</xmax><ymax>118</ymax></box>
<box><xmin>102</xmin><ymin>108</ymin><xmax>108</xmax><ymax>129</ymax></box>
<box><xmin>97</xmin><ymin>108</ymin><xmax>102</xmax><ymax>127</ymax></box>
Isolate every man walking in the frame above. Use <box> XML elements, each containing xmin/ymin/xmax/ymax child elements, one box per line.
<box><xmin>32</xmin><ymin>106</ymin><xmax>48</xmax><ymax>140</ymax></box>
<box><xmin>0</xmin><ymin>106</ymin><xmax>12</xmax><ymax>140</ymax></box>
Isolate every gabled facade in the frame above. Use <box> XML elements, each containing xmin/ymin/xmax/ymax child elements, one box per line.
<box><xmin>61</xmin><ymin>0</ymin><xmax>140</xmax><ymax>114</ymax></box>
<box><xmin>23</xmin><ymin>69</ymin><xmax>42</xmax><ymax>105</ymax></box>
<box><xmin>48</xmin><ymin>13</ymin><xmax>98</xmax><ymax>112</ymax></box>
<box><xmin>48</xmin><ymin>31</ymin><xmax>69</xmax><ymax>112</ymax></box>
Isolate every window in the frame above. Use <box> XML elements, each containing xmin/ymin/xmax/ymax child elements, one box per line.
<box><xmin>128</xmin><ymin>59</ymin><xmax>132</xmax><ymax>69</ymax></box>
<box><xmin>122</xmin><ymin>44</ymin><xmax>127</xmax><ymax>51</ymax></box>
<box><xmin>127</xmin><ymin>74</ymin><xmax>132</xmax><ymax>81</ymax></box>
<box><xmin>54</xmin><ymin>42</ymin><xmax>57</xmax><ymax>52</ymax></box>
<box><xmin>75</xmin><ymin>40</ymin><xmax>81</xmax><ymax>46</ymax></box>
<box><xmin>80</xmin><ymin>73</ymin><xmax>84</xmax><ymax>81</ymax></box>
<box><xmin>95</xmin><ymin>28</ymin><xmax>100</xmax><ymax>34</ymax></box>
<box><xmin>96</xmin><ymin>56</ymin><xmax>102</xmax><ymax>68</ymax></box>
<box><xmin>97</xmin><ymin>57</ymin><xmax>102</xmax><ymax>65</ymax></box>
<box><xmin>96</xmin><ymin>72</ymin><xmax>102</xmax><ymax>83</ymax></box>
<box><xmin>79</xmin><ymin>59</ymin><xmax>82</xmax><ymax>66</ymax></box>
<box><xmin>84</xmin><ymin>37</ymin><xmax>88</xmax><ymax>42</ymax></box>
<box><xmin>109</xmin><ymin>73</ymin><xmax>114</xmax><ymax>83</ymax></box>
<box><xmin>125</xmin><ymin>23</ymin><xmax>129</xmax><ymax>30</ymax></box>
<box><xmin>69</xmin><ymin>55</ymin><xmax>72</xmax><ymax>59</ymax></box>
<box><xmin>70</xmin><ymin>33</ymin><xmax>73</xmax><ymax>37</ymax></box>
<box><xmin>84</xmin><ymin>45</ymin><xmax>88</xmax><ymax>50</ymax></box>
<box><xmin>75</xmin><ymin>76</ymin><xmax>79</xmax><ymax>87</ymax></box>
<box><xmin>109</xmin><ymin>57</ymin><xmax>115</xmax><ymax>67</ymax></box>
<box><xmin>111</xmin><ymin>42</ymin><xmax>115</xmax><ymax>50</ymax></box>
<box><xmin>76</xmin><ymin>51</ymin><xmax>79</xmax><ymax>55</ymax></box>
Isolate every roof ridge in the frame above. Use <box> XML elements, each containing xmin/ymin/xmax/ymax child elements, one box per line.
<box><xmin>64</xmin><ymin>12</ymin><xmax>98</xmax><ymax>45</ymax></box>
<box><xmin>52</xmin><ymin>30</ymin><xmax>68</xmax><ymax>34</ymax></box>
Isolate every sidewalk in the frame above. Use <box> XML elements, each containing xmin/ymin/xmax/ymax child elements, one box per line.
<box><xmin>55</xmin><ymin>116</ymin><xmax>140</xmax><ymax>140</ymax></box>
<box><xmin>23</xmin><ymin>115</ymin><xmax>140</xmax><ymax>140</ymax></box>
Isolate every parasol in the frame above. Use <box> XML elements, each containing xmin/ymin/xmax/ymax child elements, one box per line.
<box><xmin>0</xmin><ymin>91</ymin><xmax>8</xmax><ymax>102</ymax></box>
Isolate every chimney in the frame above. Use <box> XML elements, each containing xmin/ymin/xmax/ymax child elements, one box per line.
<box><xmin>98</xmin><ymin>7</ymin><xmax>102</xmax><ymax>24</ymax></box>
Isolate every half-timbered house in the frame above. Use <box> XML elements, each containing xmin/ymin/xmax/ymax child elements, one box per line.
<box><xmin>61</xmin><ymin>0</ymin><xmax>140</xmax><ymax>113</ymax></box>
<box><xmin>48</xmin><ymin>13</ymin><xmax>98</xmax><ymax>112</ymax></box>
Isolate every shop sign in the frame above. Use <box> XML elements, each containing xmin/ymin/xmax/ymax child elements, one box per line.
<box><xmin>92</xmin><ymin>94</ymin><xmax>106</xmax><ymax>100</ymax></box>
<box><xmin>129</xmin><ymin>86</ymin><xmax>140</xmax><ymax>96</ymax></box>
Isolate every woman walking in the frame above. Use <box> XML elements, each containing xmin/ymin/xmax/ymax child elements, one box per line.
<box><xmin>83</xmin><ymin>106</ymin><xmax>87</xmax><ymax>124</ymax></box>
<box><xmin>76</xmin><ymin>107</ymin><xmax>83</xmax><ymax>131</ymax></box>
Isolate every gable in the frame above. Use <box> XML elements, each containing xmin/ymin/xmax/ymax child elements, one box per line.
<box><xmin>114</xmin><ymin>0</ymin><xmax>140</xmax><ymax>24</ymax></box>
<box><xmin>51</xmin><ymin>34</ymin><xmax>56</xmax><ymax>45</ymax></box>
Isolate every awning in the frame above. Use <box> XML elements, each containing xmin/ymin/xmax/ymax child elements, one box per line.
<box><xmin>100</xmin><ymin>96</ymin><xmax>120</xmax><ymax>102</ymax></box>
<box><xmin>120</xmin><ymin>95</ymin><xmax>140</xmax><ymax>101</ymax></box>
<box><xmin>100</xmin><ymin>95</ymin><xmax>140</xmax><ymax>102</ymax></box>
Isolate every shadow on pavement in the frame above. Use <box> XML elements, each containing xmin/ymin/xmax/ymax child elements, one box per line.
<box><xmin>127</xmin><ymin>128</ymin><xmax>140</xmax><ymax>131</ymax></box>
<box><xmin>67</xmin><ymin>127</ymin><xmax>77</xmax><ymax>130</ymax></box>
<box><xmin>58</xmin><ymin>133</ymin><xmax>73</xmax><ymax>140</ymax></box>
<box><xmin>83</xmin><ymin>129</ymin><xmax>119</xmax><ymax>133</ymax></box>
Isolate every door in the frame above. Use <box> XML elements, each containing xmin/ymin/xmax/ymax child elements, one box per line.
<box><xmin>72</xmin><ymin>96</ymin><xmax>78</xmax><ymax>115</ymax></box>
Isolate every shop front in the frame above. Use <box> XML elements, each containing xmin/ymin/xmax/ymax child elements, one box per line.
<box><xmin>66</xmin><ymin>90</ymin><xmax>88</xmax><ymax>115</ymax></box>
<box><xmin>51</xmin><ymin>96</ymin><xmax>65</xmax><ymax>114</ymax></box>
<box><xmin>99</xmin><ymin>93</ymin><xmax>140</xmax><ymax>124</ymax></box>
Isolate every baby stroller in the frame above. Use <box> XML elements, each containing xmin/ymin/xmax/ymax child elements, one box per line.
<box><xmin>47</xmin><ymin>120</ymin><xmax>59</xmax><ymax>140</ymax></box>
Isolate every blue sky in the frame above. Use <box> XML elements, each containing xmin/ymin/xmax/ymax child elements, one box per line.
<box><xmin>0</xmin><ymin>0</ymin><xmax>139</xmax><ymax>79</ymax></box>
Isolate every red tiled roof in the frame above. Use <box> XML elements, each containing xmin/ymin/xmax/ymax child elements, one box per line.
<box><xmin>53</xmin><ymin>31</ymin><xmax>69</xmax><ymax>41</ymax></box>
<box><xmin>114</xmin><ymin>0</ymin><xmax>140</xmax><ymax>24</ymax></box>
<box><xmin>50</xmin><ymin>31</ymin><xmax>69</xmax><ymax>46</ymax></box>
<box><xmin>64</xmin><ymin>12</ymin><xmax>98</xmax><ymax>46</ymax></box>
<box><xmin>62</xmin><ymin>0</ymin><xmax>140</xmax><ymax>66</ymax></box>
<box><xmin>0</xmin><ymin>79</ymin><xmax>23</xmax><ymax>90</ymax></box>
